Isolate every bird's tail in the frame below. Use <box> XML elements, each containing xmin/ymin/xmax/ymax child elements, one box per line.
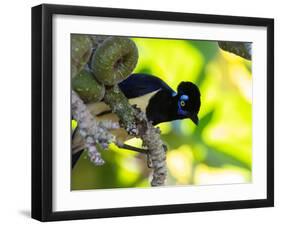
<box><xmin>71</xmin><ymin>128</ymin><xmax>86</xmax><ymax>168</ymax></box>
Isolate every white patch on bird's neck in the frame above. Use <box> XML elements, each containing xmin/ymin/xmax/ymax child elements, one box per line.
<box><xmin>128</xmin><ymin>90</ymin><xmax>159</xmax><ymax>113</ymax></box>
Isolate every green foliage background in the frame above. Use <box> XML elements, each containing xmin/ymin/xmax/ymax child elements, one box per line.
<box><xmin>72</xmin><ymin>37</ymin><xmax>252</xmax><ymax>190</ymax></box>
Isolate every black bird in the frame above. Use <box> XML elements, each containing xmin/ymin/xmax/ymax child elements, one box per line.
<box><xmin>72</xmin><ymin>73</ymin><xmax>201</xmax><ymax>167</ymax></box>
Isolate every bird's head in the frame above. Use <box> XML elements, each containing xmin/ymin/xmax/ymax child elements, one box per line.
<box><xmin>174</xmin><ymin>81</ymin><xmax>201</xmax><ymax>125</ymax></box>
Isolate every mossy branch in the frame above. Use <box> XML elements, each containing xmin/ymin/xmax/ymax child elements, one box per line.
<box><xmin>218</xmin><ymin>41</ymin><xmax>252</xmax><ymax>60</ymax></box>
<box><xmin>71</xmin><ymin>35</ymin><xmax>167</xmax><ymax>186</ymax></box>
<box><xmin>104</xmin><ymin>85</ymin><xmax>167</xmax><ymax>186</ymax></box>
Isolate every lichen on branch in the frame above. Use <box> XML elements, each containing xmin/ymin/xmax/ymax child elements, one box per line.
<box><xmin>71</xmin><ymin>90</ymin><xmax>119</xmax><ymax>165</ymax></box>
<box><xmin>104</xmin><ymin>86</ymin><xmax>138</xmax><ymax>134</ymax></box>
<box><xmin>133</xmin><ymin>108</ymin><xmax>167</xmax><ymax>186</ymax></box>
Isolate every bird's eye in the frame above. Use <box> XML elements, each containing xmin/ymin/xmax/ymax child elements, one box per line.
<box><xmin>180</xmin><ymin>100</ymin><xmax>186</xmax><ymax>107</ymax></box>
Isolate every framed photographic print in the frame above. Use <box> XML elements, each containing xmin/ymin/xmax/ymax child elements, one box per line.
<box><xmin>32</xmin><ymin>4</ymin><xmax>274</xmax><ymax>221</ymax></box>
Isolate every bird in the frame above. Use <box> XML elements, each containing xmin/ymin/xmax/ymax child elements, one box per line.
<box><xmin>72</xmin><ymin>73</ymin><xmax>201</xmax><ymax>168</ymax></box>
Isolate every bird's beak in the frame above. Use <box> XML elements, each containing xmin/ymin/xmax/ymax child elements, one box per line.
<box><xmin>190</xmin><ymin>114</ymin><xmax>199</xmax><ymax>125</ymax></box>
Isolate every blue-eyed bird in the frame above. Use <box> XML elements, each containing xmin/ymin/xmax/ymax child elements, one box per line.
<box><xmin>72</xmin><ymin>73</ymin><xmax>201</xmax><ymax>167</ymax></box>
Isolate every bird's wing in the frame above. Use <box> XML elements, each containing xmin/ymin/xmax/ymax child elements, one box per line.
<box><xmin>118</xmin><ymin>73</ymin><xmax>175</xmax><ymax>98</ymax></box>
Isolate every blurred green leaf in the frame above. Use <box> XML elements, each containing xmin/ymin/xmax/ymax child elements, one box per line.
<box><xmin>204</xmin><ymin>145</ymin><xmax>251</xmax><ymax>170</ymax></box>
<box><xmin>194</xmin><ymin>110</ymin><xmax>215</xmax><ymax>136</ymax></box>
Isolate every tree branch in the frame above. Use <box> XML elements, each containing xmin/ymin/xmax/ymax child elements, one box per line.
<box><xmin>218</xmin><ymin>41</ymin><xmax>252</xmax><ymax>60</ymax></box>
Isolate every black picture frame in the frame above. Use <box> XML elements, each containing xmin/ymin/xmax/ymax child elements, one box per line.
<box><xmin>32</xmin><ymin>3</ymin><xmax>274</xmax><ymax>222</ymax></box>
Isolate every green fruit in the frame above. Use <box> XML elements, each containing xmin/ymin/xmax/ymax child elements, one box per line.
<box><xmin>91</xmin><ymin>37</ymin><xmax>138</xmax><ymax>86</ymax></box>
<box><xmin>71</xmin><ymin>34</ymin><xmax>92</xmax><ymax>77</ymax></box>
<box><xmin>72</xmin><ymin>69</ymin><xmax>105</xmax><ymax>103</ymax></box>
